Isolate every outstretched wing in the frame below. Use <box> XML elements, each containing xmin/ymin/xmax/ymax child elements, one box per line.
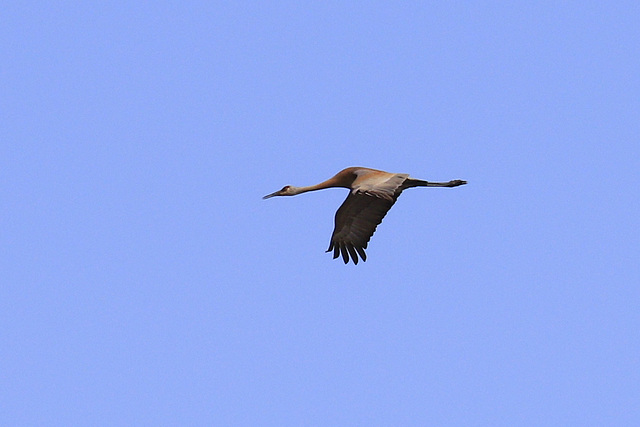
<box><xmin>326</xmin><ymin>191</ymin><xmax>400</xmax><ymax>264</ymax></box>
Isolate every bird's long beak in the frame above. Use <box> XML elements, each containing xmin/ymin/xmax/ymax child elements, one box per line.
<box><xmin>262</xmin><ymin>191</ymin><xmax>280</xmax><ymax>200</ymax></box>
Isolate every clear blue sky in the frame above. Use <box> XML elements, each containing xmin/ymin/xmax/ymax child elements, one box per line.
<box><xmin>2</xmin><ymin>2</ymin><xmax>639</xmax><ymax>425</ymax></box>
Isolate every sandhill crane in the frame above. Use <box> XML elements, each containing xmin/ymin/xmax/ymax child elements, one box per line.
<box><xmin>263</xmin><ymin>167</ymin><xmax>467</xmax><ymax>265</ymax></box>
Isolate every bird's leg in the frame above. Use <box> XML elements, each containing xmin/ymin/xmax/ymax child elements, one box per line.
<box><xmin>439</xmin><ymin>179</ymin><xmax>467</xmax><ymax>187</ymax></box>
<box><xmin>405</xmin><ymin>179</ymin><xmax>467</xmax><ymax>188</ymax></box>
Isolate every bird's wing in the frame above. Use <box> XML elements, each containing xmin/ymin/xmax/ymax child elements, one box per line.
<box><xmin>326</xmin><ymin>191</ymin><xmax>399</xmax><ymax>264</ymax></box>
<box><xmin>355</xmin><ymin>172</ymin><xmax>409</xmax><ymax>202</ymax></box>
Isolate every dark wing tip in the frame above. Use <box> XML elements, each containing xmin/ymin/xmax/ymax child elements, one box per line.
<box><xmin>327</xmin><ymin>239</ymin><xmax>367</xmax><ymax>264</ymax></box>
<box><xmin>346</xmin><ymin>244</ymin><xmax>359</xmax><ymax>265</ymax></box>
<box><xmin>339</xmin><ymin>243</ymin><xmax>349</xmax><ymax>264</ymax></box>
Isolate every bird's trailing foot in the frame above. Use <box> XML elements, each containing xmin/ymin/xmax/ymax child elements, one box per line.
<box><xmin>447</xmin><ymin>180</ymin><xmax>467</xmax><ymax>187</ymax></box>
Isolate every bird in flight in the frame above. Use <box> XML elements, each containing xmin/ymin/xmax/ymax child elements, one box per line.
<box><xmin>263</xmin><ymin>167</ymin><xmax>467</xmax><ymax>264</ymax></box>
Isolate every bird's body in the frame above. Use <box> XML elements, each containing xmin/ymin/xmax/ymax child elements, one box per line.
<box><xmin>263</xmin><ymin>167</ymin><xmax>466</xmax><ymax>264</ymax></box>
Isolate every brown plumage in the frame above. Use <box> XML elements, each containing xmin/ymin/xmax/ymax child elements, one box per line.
<box><xmin>263</xmin><ymin>167</ymin><xmax>466</xmax><ymax>264</ymax></box>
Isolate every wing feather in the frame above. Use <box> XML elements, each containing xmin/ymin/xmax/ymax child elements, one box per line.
<box><xmin>326</xmin><ymin>191</ymin><xmax>400</xmax><ymax>264</ymax></box>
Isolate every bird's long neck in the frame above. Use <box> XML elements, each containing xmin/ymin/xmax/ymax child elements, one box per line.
<box><xmin>292</xmin><ymin>176</ymin><xmax>345</xmax><ymax>195</ymax></box>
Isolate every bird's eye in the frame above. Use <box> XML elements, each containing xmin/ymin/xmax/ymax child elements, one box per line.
<box><xmin>282</xmin><ymin>186</ymin><xmax>290</xmax><ymax>191</ymax></box>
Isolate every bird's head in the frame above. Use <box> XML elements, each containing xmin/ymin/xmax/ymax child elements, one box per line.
<box><xmin>262</xmin><ymin>185</ymin><xmax>297</xmax><ymax>199</ymax></box>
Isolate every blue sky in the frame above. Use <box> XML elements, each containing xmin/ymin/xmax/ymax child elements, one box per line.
<box><xmin>2</xmin><ymin>2</ymin><xmax>639</xmax><ymax>425</ymax></box>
